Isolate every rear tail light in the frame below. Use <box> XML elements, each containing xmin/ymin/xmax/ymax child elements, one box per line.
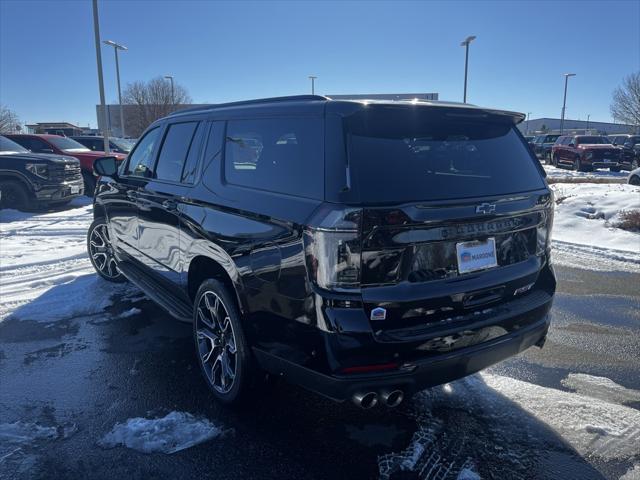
<box><xmin>304</xmin><ymin>207</ymin><xmax>362</xmax><ymax>290</ymax></box>
<box><xmin>536</xmin><ymin>192</ymin><xmax>554</xmax><ymax>254</ymax></box>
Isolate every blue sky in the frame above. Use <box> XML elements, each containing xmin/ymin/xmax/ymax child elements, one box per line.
<box><xmin>1</xmin><ymin>0</ymin><xmax>638</xmax><ymax>128</ymax></box>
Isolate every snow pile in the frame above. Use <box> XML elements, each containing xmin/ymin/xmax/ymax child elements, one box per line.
<box><xmin>544</xmin><ymin>164</ymin><xmax>627</xmax><ymax>183</ymax></box>
<box><xmin>379</xmin><ymin>373</ymin><xmax>640</xmax><ymax>479</ymax></box>
<box><xmin>0</xmin><ymin>420</ymin><xmax>77</xmax><ymax>469</ymax></box>
<box><xmin>483</xmin><ymin>373</ymin><xmax>640</xmax><ymax>461</ymax></box>
<box><xmin>550</xmin><ymin>183</ymin><xmax>640</xmax><ymax>261</ymax></box>
<box><xmin>561</xmin><ymin>373</ymin><xmax>640</xmax><ymax>405</ymax></box>
<box><xmin>98</xmin><ymin>411</ymin><xmax>226</xmax><ymax>454</ymax></box>
<box><xmin>0</xmin><ymin>200</ymin><xmax>133</xmax><ymax>322</ymax></box>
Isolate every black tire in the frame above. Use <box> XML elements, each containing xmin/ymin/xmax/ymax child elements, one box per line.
<box><xmin>631</xmin><ymin>158</ymin><xmax>639</xmax><ymax>170</ymax></box>
<box><xmin>83</xmin><ymin>172</ymin><xmax>96</xmax><ymax>198</ymax></box>
<box><xmin>630</xmin><ymin>175</ymin><xmax>640</xmax><ymax>186</ymax></box>
<box><xmin>0</xmin><ymin>180</ymin><xmax>32</xmax><ymax>210</ymax></box>
<box><xmin>576</xmin><ymin>156</ymin><xmax>589</xmax><ymax>172</ymax></box>
<box><xmin>552</xmin><ymin>153</ymin><xmax>559</xmax><ymax>167</ymax></box>
<box><xmin>87</xmin><ymin>218</ymin><xmax>126</xmax><ymax>283</ymax></box>
<box><xmin>193</xmin><ymin>279</ymin><xmax>254</xmax><ymax>405</ymax></box>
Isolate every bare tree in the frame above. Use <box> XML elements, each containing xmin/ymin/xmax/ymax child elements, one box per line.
<box><xmin>610</xmin><ymin>72</ymin><xmax>640</xmax><ymax>127</ymax></box>
<box><xmin>0</xmin><ymin>105</ymin><xmax>20</xmax><ymax>134</ymax></box>
<box><xmin>122</xmin><ymin>76</ymin><xmax>192</xmax><ymax>136</ymax></box>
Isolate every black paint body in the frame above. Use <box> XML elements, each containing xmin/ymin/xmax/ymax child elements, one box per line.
<box><xmin>93</xmin><ymin>96</ymin><xmax>556</xmax><ymax>402</ymax></box>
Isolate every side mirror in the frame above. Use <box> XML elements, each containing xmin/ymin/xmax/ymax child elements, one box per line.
<box><xmin>94</xmin><ymin>156</ymin><xmax>119</xmax><ymax>177</ymax></box>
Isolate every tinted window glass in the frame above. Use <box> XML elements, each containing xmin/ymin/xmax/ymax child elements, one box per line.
<box><xmin>47</xmin><ymin>136</ymin><xmax>91</xmax><ymax>152</ymax></box>
<box><xmin>155</xmin><ymin>122</ymin><xmax>199</xmax><ymax>182</ymax></box>
<box><xmin>224</xmin><ymin>117</ymin><xmax>323</xmax><ymax>199</ymax></box>
<box><xmin>0</xmin><ymin>136</ymin><xmax>29</xmax><ymax>153</ymax></box>
<box><xmin>125</xmin><ymin>127</ymin><xmax>161</xmax><ymax>177</ymax></box>
<box><xmin>11</xmin><ymin>137</ymin><xmax>50</xmax><ymax>152</ymax></box>
<box><xmin>545</xmin><ymin>135</ymin><xmax>560</xmax><ymax>143</ymax></box>
<box><xmin>576</xmin><ymin>136</ymin><xmax>608</xmax><ymax>145</ymax></box>
<box><xmin>343</xmin><ymin>106</ymin><xmax>545</xmax><ymax>203</ymax></box>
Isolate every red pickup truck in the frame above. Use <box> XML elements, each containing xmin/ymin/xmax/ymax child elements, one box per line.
<box><xmin>551</xmin><ymin>135</ymin><xmax>622</xmax><ymax>172</ymax></box>
<box><xmin>6</xmin><ymin>134</ymin><xmax>126</xmax><ymax>195</ymax></box>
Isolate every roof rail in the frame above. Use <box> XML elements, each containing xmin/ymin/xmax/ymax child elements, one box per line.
<box><xmin>167</xmin><ymin>95</ymin><xmax>328</xmax><ymax>117</ymax></box>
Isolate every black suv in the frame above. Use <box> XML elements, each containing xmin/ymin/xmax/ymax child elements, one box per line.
<box><xmin>89</xmin><ymin>96</ymin><xmax>555</xmax><ymax>408</ymax></box>
<box><xmin>531</xmin><ymin>134</ymin><xmax>561</xmax><ymax>163</ymax></box>
<box><xmin>609</xmin><ymin>134</ymin><xmax>640</xmax><ymax>170</ymax></box>
<box><xmin>0</xmin><ymin>135</ymin><xmax>83</xmax><ymax>210</ymax></box>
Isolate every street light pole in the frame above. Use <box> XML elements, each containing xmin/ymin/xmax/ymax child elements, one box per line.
<box><xmin>527</xmin><ymin>112</ymin><xmax>532</xmax><ymax>135</ymax></box>
<box><xmin>560</xmin><ymin>73</ymin><xmax>576</xmax><ymax>134</ymax></box>
<box><xmin>164</xmin><ymin>75</ymin><xmax>175</xmax><ymax>106</ymax></box>
<box><xmin>103</xmin><ymin>40</ymin><xmax>127</xmax><ymax>138</ymax></box>
<box><xmin>308</xmin><ymin>75</ymin><xmax>317</xmax><ymax>95</ymax></box>
<box><xmin>91</xmin><ymin>0</ymin><xmax>110</xmax><ymax>153</ymax></box>
<box><xmin>586</xmin><ymin>114</ymin><xmax>590</xmax><ymax>133</ymax></box>
<box><xmin>460</xmin><ymin>35</ymin><xmax>476</xmax><ymax>103</ymax></box>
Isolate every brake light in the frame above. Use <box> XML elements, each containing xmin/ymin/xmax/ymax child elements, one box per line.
<box><xmin>304</xmin><ymin>207</ymin><xmax>362</xmax><ymax>290</ymax></box>
<box><xmin>536</xmin><ymin>192</ymin><xmax>554</xmax><ymax>254</ymax></box>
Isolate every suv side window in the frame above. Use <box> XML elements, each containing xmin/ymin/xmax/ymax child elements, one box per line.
<box><xmin>125</xmin><ymin>127</ymin><xmax>161</xmax><ymax>177</ymax></box>
<box><xmin>18</xmin><ymin>137</ymin><xmax>51</xmax><ymax>153</ymax></box>
<box><xmin>155</xmin><ymin>121</ymin><xmax>200</xmax><ymax>182</ymax></box>
<box><xmin>223</xmin><ymin>117</ymin><xmax>323</xmax><ymax>199</ymax></box>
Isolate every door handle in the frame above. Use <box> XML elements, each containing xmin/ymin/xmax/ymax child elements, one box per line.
<box><xmin>162</xmin><ymin>199</ymin><xmax>178</xmax><ymax>210</ymax></box>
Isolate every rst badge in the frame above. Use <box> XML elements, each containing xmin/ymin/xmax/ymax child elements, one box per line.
<box><xmin>370</xmin><ymin>307</ymin><xmax>387</xmax><ymax>321</ymax></box>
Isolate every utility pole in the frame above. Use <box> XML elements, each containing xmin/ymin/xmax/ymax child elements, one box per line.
<box><xmin>560</xmin><ymin>73</ymin><xmax>576</xmax><ymax>134</ymax></box>
<box><xmin>103</xmin><ymin>40</ymin><xmax>127</xmax><ymax>138</ymax></box>
<box><xmin>92</xmin><ymin>0</ymin><xmax>110</xmax><ymax>153</ymax></box>
<box><xmin>164</xmin><ymin>75</ymin><xmax>175</xmax><ymax>106</ymax></box>
<box><xmin>461</xmin><ymin>36</ymin><xmax>476</xmax><ymax>103</ymax></box>
<box><xmin>526</xmin><ymin>112</ymin><xmax>532</xmax><ymax>135</ymax></box>
<box><xmin>308</xmin><ymin>75</ymin><xmax>317</xmax><ymax>95</ymax></box>
<box><xmin>586</xmin><ymin>114</ymin><xmax>590</xmax><ymax>133</ymax></box>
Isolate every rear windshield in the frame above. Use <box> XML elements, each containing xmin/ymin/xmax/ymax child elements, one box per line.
<box><xmin>576</xmin><ymin>136</ymin><xmax>609</xmax><ymax>145</ymax></box>
<box><xmin>343</xmin><ymin>106</ymin><xmax>545</xmax><ymax>203</ymax></box>
<box><xmin>47</xmin><ymin>136</ymin><xmax>91</xmax><ymax>152</ymax></box>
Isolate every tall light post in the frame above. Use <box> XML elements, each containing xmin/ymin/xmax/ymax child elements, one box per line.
<box><xmin>91</xmin><ymin>0</ymin><xmax>110</xmax><ymax>153</ymax></box>
<box><xmin>164</xmin><ymin>75</ymin><xmax>175</xmax><ymax>106</ymax></box>
<box><xmin>526</xmin><ymin>112</ymin><xmax>532</xmax><ymax>134</ymax></box>
<box><xmin>560</xmin><ymin>73</ymin><xmax>576</xmax><ymax>134</ymax></box>
<box><xmin>460</xmin><ymin>35</ymin><xmax>476</xmax><ymax>103</ymax></box>
<box><xmin>308</xmin><ymin>75</ymin><xmax>317</xmax><ymax>95</ymax></box>
<box><xmin>103</xmin><ymin>40</ymin><xmax>127</xmax><ymax>138</ymax></box>
<box><xmin>586</xmin><ymin>114</ymin><xmax>590</xmax><ymax>133</ymax></box>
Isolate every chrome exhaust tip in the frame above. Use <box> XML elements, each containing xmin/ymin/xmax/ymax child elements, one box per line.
<box><xmin>352</xmin><ymin>392</ymin><xmax>378</xmax><ymax>409</ymax></box>
<box><xmin>381</xmin><ymin>389</ymin><xmax>404</xmax><ymax>408</ymax></box>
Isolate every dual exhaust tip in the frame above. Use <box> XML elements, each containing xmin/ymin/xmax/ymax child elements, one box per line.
<box><xmin>352</xmin><ymin>389</ymin><xmax>404</xmax><ymax>409</ymax></box>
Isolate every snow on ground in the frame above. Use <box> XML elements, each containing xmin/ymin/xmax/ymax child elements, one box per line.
<box><xmin>549</xmin><ymin>182</ymin><xmax>640</xmax><ymax>269</ymax></box>
<box><xmin>544</xmin><ymin>164</ymin><xmax>628</xmax><ymax>183</ymax></box>
<box><xmin>0</xmin><ymin>198</ymin><xmax>133</xmax><ymax>322</ymax></box>
<box><xmin>98</xmin><ymin>411</ymin><xmax>226</xmax><ymax>454</ymax></box>
<box><xmin>379</xmin><ymin>372</ymin><xmax>640</xmax><ymax>479</ymax></box>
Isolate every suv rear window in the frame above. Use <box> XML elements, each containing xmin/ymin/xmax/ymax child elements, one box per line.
<box><xmin>224</xmin><ymin>117</ymin><xmax>323</xmax><ymax>199</ymax></box>
<box><xmin>342</xmin><ymin>106</ymin><xmax>545</xmax><ymax>203</ymax></box>
<box><xmin>576</xmin><ymin>136</ymin><xmax>609</xmax><ymax>145</ymax></box>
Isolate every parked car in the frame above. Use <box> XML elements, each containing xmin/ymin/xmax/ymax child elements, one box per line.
<box><xmin>89</xmin><ymin>95</ymin><xmax>555</xmax><ymax>408</ymax></box>
<box><xmin>608</xmin><ymin>134</ymin><xmax>640</xmax><ymax>171</ymax></box>
<box><xmin>0</xmin><ymin>135</ymin><xmax>83</xmax><ymax>210</ymax></box>
<box><xmin>71</xmin><ymin>136</ymin><xmax>134</xmax><ymax>154</ymax></box>
<box><xmin>551</xmin><ymin>135</ymin><xmax>621</xmax><ymax>171</ymax></box>
<box><xmin>628</xmin><ymin>166</ymin><xmax>640</xmax><ymax>185</ymax></box>
<box><xmin>5</xmin><ymin>134</ymin><xmax>126</xmax><ymax>195</ymax></box>
<box><xmin>531</xmin><ymin>134</ymin><xmax>561</xmax><ymax>163</ymax></box>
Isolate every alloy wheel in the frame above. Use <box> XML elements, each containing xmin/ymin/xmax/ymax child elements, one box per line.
<box><xmin>195</xmin><ymin>291</ymin><xmax>238</xmax><ymax>394</ymax></box>
<box><xmin>89</xmin><ymin>223</ymin><xmax>121</xmax><ymax>279</ymax></box>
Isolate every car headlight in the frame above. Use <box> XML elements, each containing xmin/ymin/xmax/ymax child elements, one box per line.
<box><xmin>26</xmin><ymin>163</ymin><xmax>49</xmax><ymax>179</ymax></box>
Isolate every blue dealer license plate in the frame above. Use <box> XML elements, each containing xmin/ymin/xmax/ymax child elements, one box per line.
<box><xmin>456</xmin><ymin>238</ymin><xmax>498</xmax><ymax>274</ymax></box>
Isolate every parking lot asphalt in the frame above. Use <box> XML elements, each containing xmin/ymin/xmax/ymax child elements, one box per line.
<box><xmin>1</xmin><ymin>260</ymin><xmax>639</xmax><ymax>480</ymax></box>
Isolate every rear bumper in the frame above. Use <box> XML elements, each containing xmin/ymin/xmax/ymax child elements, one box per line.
<box><xmin>253</xmin><ymin>313</ymin><xmax>549</xmax><ymax>402</ymax></box>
